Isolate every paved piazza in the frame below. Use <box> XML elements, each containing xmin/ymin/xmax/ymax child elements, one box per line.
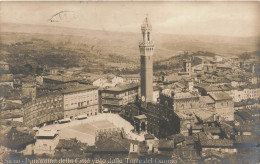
<box><xmin>40</xmin><ymin>113</ymin><xmax>145</xmax><ymax>145</ymax></box>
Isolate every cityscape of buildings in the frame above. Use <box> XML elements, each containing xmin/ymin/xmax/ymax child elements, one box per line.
<box><xmin>0</xmin><ymin>14</ymin><xmax>259</xmax><ymax>164</ymax></box>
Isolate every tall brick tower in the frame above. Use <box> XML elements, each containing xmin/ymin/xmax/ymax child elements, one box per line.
<box><xmin>139</xmin><ymin>16</ymin><xmax>154</xmax><ymax>107</ymax></box>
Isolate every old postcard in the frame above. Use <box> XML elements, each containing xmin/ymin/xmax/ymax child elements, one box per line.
<box><xmin>0</xmin><ymin>1</ymin><xmax>259</xmax><ymax>164</ymax></box>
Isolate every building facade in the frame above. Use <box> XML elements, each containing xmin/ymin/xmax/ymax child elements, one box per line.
<box><xmin>63</xmin><ymin>86</ymin><xmax>99</xmax><ymax>119</ymax></box>
<box><xmin>209</xmin><ymin>92</ymin><xmax>234</xmax><ymax>121</ymax></box>
<box><xmin>34</xmin><ymin>129</ymin><xmax>59</xmax><ymax>155</ymax></box>
<box><xmin>22</xmin><ymin>82</ymin><xmax>36</xmax><ymax>100</ymax></box>
<box><xmin>159</xmin><ymin>90</ymin><xmax>200</xmax><ymax>113</ymax></box>
<box><xmin>23</xmin><ymin>93</ymin><xmax>64</xmax><ymax>128</ymax></box>
<box><xmin>101</xmin><ymin>83</ymin><xmax>139</xmax><ymax>112</ymax></box>
<box><xmin>0</xmin><ymin>61</ymin><xmax>9</xmax><ymax>71</ymax></box>
<box><xmin>141</xmin><ymin>103</ymin><xmax>179</xmax><ymax>138</ymax></box>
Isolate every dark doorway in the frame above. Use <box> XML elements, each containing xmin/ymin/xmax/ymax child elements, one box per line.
<box><xmin>136</xmin><ymin>123</ymin><xmax>140</xmax><ymax>133</ymax></box>
<box><xmin>141</xmin><ymin>122</ymin><xmax>146</xmax><ymax>131</ymax></box>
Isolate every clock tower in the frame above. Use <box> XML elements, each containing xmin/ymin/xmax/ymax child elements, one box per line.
<box><xmin>139</xmin><ymin>16</ymin><xmax>154</xmax><ymax>107</ymax></box>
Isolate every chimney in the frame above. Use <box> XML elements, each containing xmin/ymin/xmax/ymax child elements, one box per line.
<box><xmin>213</xmin><ymin>114</ymin><xmax>216</xmax><ymax>121</ymax></box>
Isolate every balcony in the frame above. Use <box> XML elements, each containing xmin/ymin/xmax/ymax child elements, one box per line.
<box><xmin>139</xmin><ymin>41</ymin><xmax>154</xmax><ymax>46</ymax></box>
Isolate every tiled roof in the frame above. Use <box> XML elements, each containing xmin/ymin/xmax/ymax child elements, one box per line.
<box><xmin>200</xmin><ymin>96</ymin><xmax>214</xmax><ymax>104</ymax></box>
<box><xmin>174</xmin><ymin>91</ymin><xmax>200</xmax><ymax>100</ymax></box>
<box><xmin>209</xmin><ymin>92</ymin><xmax>232</xmax><ymax>101</ymax></box>
<box><xmin>167</xmin><ymin>133</ymin><xmax>185</xmax><ymax>144</ymax></box>
<box><xmin>236</xmin><ymin>110</ymin><xmax>252</xmax><ymax>121</ymax></box>
<box><xmin>234</xmin><ymin>135</ymin><xmax>259</xmax><ymax>144</ymax></box>
<box><xmin>0</xmin><ymin>126</ymin><xmax>35</xmax><ymax>150</ymax></box>
<box><xmin>192</xmin><ymin>124</ymin><xmax>203</xmax><ymax>130</ymax></box>
<box><xmin>43</xmin><ymin>75</ymin><xmax>80</xmax><ymax>82</ymax></box>
<box><xmin>195</xmin><ymin>109</ymin><xmax>214</xmax><ymax>122</ymax></box>
<box><xmin>103</xmin><ymin>83</ymin><xmax>139</xmax><ymax>92</ymax></box>
<box><xmin>0</xmin><ymin>61</ymin><xmax>8</xmax><ymax>65</ymax></box>
<box><xmin>56</xmin><ymin>138</ymin><xmax>80</xmax><ymax>149</ymax></box>
<box><xmin>185</xmin><ymin>134</ymin><xmax>198</xmax><ymax>145</ymax></box>
<box><xmin>94</xmin><ymin>137</ymin><xmax>130</xmax><ymax>152</ymax></box>
<box><xmin>173</xmin><ymin>144</ymin><xmax>200</xmax><ymax>159</ymax></box>
<box><xmin>62</xmin><ymin>85</ymin><xmax>98</xmax><ymax>94</ymax></box>
<box><xmin>158</xmin><ymin>140</ymin><xmax>174</xmax><ymax>149</ymax></box>
<box><xmin>144</xmin><ymin>133</ymin><xmax>155</xmax><ymax>140</ymax></box>
<box><xmin>203</xmin><ymin>127</ymin><xmax>221</xmax><ymax>134</ymax></box>
<box><xmin>219</xmin><ymin>122</ymin><xmax>235</xmax><ymax>136</ymax></box>
<box><xmin>234</xmin><ymin>99</ymin><xmax>258</xmax><ymax>107</ymax></box>
<box><xmin>119</xmin><ymin>74</ymin><xmax>140</xmax><ymax>78</ymax></box>
<box><xmin>165</xmin><ymin>73</ymin><xmax>181</xmax><ymax>82</ymax></box>
<box><xmin>1</xmin><ymin>101</ymin><xmax>22</xmax><ymax>110</ymax></box>
<box><xmin>234</xmin><ymin>125</ymin><xmax>252</xmax><ymax>132</ymax></box>
<box><xmin>200</xmin><ymin>139</ymin><xmax>233</xmax><ymax>147</ymax></box>
<box><xmin>196</xmin><ymin>84</ymin><xmax>231</xmax><ymax>92</ymax></box>
<box><xmin>36</xmin><ymin>129</ymin><xmax>57</xmax><ymax>137</ymax></box>
<box><xmin>0</xmin><ymin>74</ymin><xmax>13</xmax><ymax>82</ymax></box>
<box><xmin>134</xmin><ymin>114</ymin><xmax>147</xmax><ymax>120</ymax></box>
<box><xmin>201</xmin><ymin>149</ymin><xmax>225</xmax><ymax>159</ymax></box>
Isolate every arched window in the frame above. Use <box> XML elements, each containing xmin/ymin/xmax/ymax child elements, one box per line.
<box><xmin>165</xmin><ymin>101</ymin><xmax>168</xmax><ymax>107</ymax></box>
<box><xmin>147</xmin><ymin>32</ymin><xmax>150</xmax><ymax>41</ymax></box>
<box><xmin>143</xmin><ymin>32</ymin><xmax>145</xmax><ymax>42</ymax></box>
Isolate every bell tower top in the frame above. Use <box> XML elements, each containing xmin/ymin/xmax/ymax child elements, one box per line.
<box><xmin>141</xmin><ymin>15</ymin><xmax>152</xmax><ymax>30</ymax></box>
<box><xmin>140</xmin><ymin>15</ymin><xmax>154</xmax><ymax>46</ymax></box>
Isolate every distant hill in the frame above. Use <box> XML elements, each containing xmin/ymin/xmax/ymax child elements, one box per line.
<box><xmin>1</xmin><ymin>22</ymin><xmax>259</xmax><ymax>61</ymax></box>
<box><xmin>153</xmin><ymin>51</ymin><xmax>217</xmax><ymax>74</ymax></box>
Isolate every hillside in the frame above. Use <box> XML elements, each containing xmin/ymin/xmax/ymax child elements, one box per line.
<box><xmin>1</xmin><ymin>22</ymin><xmax>259</xmax><ymax>60</ymax></box>
<box><xmin>0</xmin><ymin>23</ymin><xmax>259</xmax><ymax>75</ymax></box>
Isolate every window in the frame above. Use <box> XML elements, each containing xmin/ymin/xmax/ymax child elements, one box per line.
<box><xmin>147</xmin><ymin>32</ymin><xmax>150</xmax><ymax>41</ymax></box>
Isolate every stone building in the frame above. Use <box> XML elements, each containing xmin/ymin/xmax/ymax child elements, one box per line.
<box><xmin>0</xmin><ymin>61</ymin><xmax>9</xmax><ymax>71</ymax></box>
<box><xmin>63</xmin><ymin>85</ymin><xmax>99</xmax><ymax>119</ymax></box>
<box><xmin>22</xmin><ymin>82</ymin><xmax>36</xmax><ymax>100</ymax></box>
<box><xmin>23</xmin><ymin>83</ymin><xmax>99</xmax><ymax>127</ymax></box>
<box><xmin>34</xmin><ymin>129</ymin><xmax>59</xmax><ymax>155</ymax></box>
<box><xmin>159</xmin><ymin>90</ymin><xmax>200</xmax><ymax>113</ymax></box>
<box><xmin>0</xmin><ymin>74</ymin><xmax>13</xmax><ymax>88</ymax></box>
<box><xmin>209</xmin><ymin>92</ymin><xmax>234</xmax><ymax>121</ymax></box>
<box><xmin>141</xmin><ymin>103</ymin><xmax>179</xmax><ymax>138</ymax></box>
<box><xmin>23</xmin><ymin>93</ymin><xmax>64</xmax><ymax>128</ymax></box>
<box><xmin>100</xmin><ymin>83</ymin><xmax>139</xmax><ymax>112</ymax></box>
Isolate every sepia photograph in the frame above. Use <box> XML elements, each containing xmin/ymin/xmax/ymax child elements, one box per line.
<box><xmin>0</xmin><ymin>1</ymin><xmax>259</xmax><ymax>164</ymax></box>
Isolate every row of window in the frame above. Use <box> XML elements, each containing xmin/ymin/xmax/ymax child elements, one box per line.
<box><xmin>102</xmin><ymin>90</ymin><xmax>137</xmax><ymax>98</ymax></box>
<box><xmin>24</xmin><ymin>104</ymin><xmax>63</xmax><ymax>114</ymax></box>
<box><xmin>25</xmin><ymin>114</ymin><xmax>63</xmax><ymax>126</ymax></box>
<box><xmin>65</xmin><ymin>97</ymin><xmax>96</xmax><ymax>103</ymax></box>
<box><xmin>25</xmin><ymin>110</ymin><xmax>61</xmax><ymax>116</ymax></box>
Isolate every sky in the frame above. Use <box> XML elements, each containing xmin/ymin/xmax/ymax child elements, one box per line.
<box><xmin>0</xmin><ymin>1</ymin><xmax>259</xmax><ymax>37</ymax></box>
